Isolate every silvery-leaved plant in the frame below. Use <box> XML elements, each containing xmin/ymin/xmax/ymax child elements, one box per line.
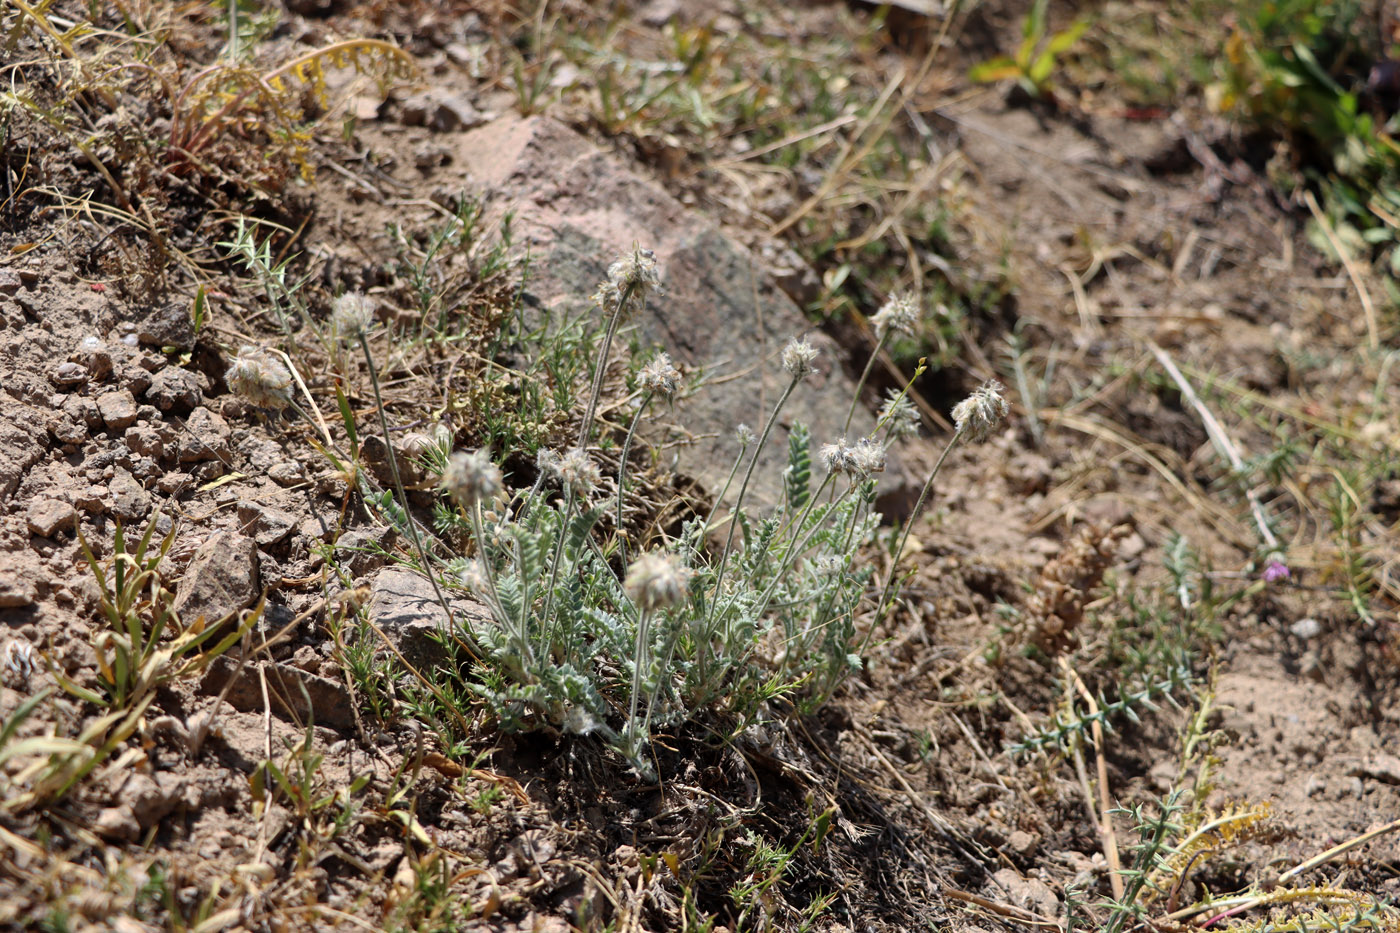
<box><xmin>396</xmin><ymin>246</ymin><xmax>1007</xmax><ymax>775</ymax></box>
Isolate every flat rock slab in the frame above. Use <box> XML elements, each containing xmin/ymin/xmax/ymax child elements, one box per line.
<box><xmin>455</xmin><ymin>115</ymin><xmax>912</xmax><ymax>510</ymax></box>
<box><xmin>201</xmin><ymin>656</ymin><xmax>355</xmax><ymax>730</ymax></box>
<box><xmin>369</xmin><ymin>567</ymin><xmax>494</xmax><ymax>670</ymax></box>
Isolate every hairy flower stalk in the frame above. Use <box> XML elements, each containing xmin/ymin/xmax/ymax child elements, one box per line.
<box><xmin>538</xmin><ymin>448</ymin><xmax>602</xmax><ymax>649</ymax></box>
<box><xmin>350</xmin><ymin>324</ymin><xmax>483</xmax><ymax>659</ymax></box>
<box><xmin>875</xmin><ymin>379</ymin><xmax>1007</xmax><ymax>623</ymax></box>
<box><xmin>618</xmin><ymin>352</ymin><xmax>681</xmax><ymax>563</ymax></box>
<box><xmin>622</xmin><ymin>551</ymin><xmax>690</xmax><ymax>760</ymax></box>
<box><xmin>577</xmin><ymin>246</ymin><xmax>662</xmax><ymax>449</ymax></box>
<box><xmin>843</xmin><ymin>292</ymin><xmax>920</xmax><ymax>436</ymax></box>
<box><xmin>710</xmin><ymin>337</ymin><xmax>819</xmax><ymax>605</ymax></box>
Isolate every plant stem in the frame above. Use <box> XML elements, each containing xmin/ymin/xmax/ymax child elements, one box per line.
<box><xmin>624</xmin><ymin>607</ymin><xmax>654</xmax><ymax>758</ymax></box>
<box><xmin>578</xmin><ymin>280</ymin><xmax>637</xmax><ymax>450</ymax></box>
<box><xmin>872</xmin><ymin>426</ymin><xmax>965</xmax><ymax>624</ymax></box>
<box><xmin>617</xmin><ymin>390</ymin><xmax>654</xmax><ymax>566</ymax></box>
<box><xmin>357</xmin><ymin>334</ymin><xmax>480</xmax><ymax>656</ymax></box>
<box><xmin>712</xmin><ymin>376</ymin><xmax>800</xmax><ymax>599</ymax></box>
<box><xmin>843</xmin><ymin>332</ymin><xmax>888</xmax><ymax>437</ymax></box>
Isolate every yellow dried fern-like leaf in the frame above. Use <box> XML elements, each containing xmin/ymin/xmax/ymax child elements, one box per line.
<box><xmin>1144</xmin><ymin>800</ymin><xmax>1276</xmax><ymax>903</ymax></box>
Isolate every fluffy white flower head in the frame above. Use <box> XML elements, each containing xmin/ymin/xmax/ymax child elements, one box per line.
<box><xmin>552</xmin><ymin>449</ymin><xmax>602</xmax><ymax>495</ymax></box>
<box><xmin>870</xmin><ymin>292</ymin><xmax>920</xmax><ymax>340</ymax></box>
<box><xmin>951</xmin><ymin>379</ymin><xmax>1009</xmax><ymax>443</ymax></box>
<box><xmin>638</xmin><ymin>352</ymin><xmax>681</xmax><ymax>399</ymax></box>
<box><xmin>624</xmin><ymin>551</ymin><xmax>691</xmax><ymax>612</ymax></box>
<box><xmin>442</xmin><ymin>449</ymin><xmax>503</xmax><ymax>506</ymax></box>
<box><xmin>331</xmin><ymin>291</ymin><xmax>376</xmax><ymax>340</ymax></box>
<box><xmin>595</xmin><ymin>246</ymin><xmax>663</xmax><ymax>314</ymax></box>
<box><xmin>781</xmin><ymin>336</ymin><xmax>819</xmax><ymax>380</ymax></box>
<box><xmin>227</xmin><ymin>346</ymin><xmax>294</xmax><ymax>410</ymax></box>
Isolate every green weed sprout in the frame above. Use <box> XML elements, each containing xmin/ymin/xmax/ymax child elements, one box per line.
<box><xmin>968</xmin><ymin>0</ymin><xmax>1089</xmax><ymax>99</ymax></box>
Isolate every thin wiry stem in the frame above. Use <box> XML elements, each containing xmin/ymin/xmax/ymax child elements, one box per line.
<box><xmin>624</xmin><ymin>607</ymin><xmax>655</xmax><ymax>758</ymax></box>
<box><xmin>617</xmin><ymin>390</ymin><xmax>654</xmax><ymax>567</ymax></box>
<box><xmin>711</xmin><ymin>375</ymin><xmax>800</xmax><ymax>600</ymax></box>
<box><xmin>843</xmin><ymin>331</ymin><xmax>889</xmax><ymax>437</ymax></box>
<box><xmin>578</xmin><ymin>280</ymin><xmax>637</xmax><ymax>450</ymax></box>
<box><xmin>872</xmin><ymin>426</ymin><xmax>965</xmax><ymax>625</ymax></box>
<box><xmin>357</xmin><ymin>333</ymin><xmax>480</xmax><ymax>656</ymax></box>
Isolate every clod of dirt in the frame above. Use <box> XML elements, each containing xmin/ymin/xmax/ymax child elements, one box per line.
<box><xmin>177</xmin><ymin>408</ymin><xmax>231</xmax><ymax>464</ymax></box>
<box><xmin>145</xmin><ymin>366</ymin><xmax>203</xmax><ymax>413</ymax></box>
<box><xmin>172</xmin><ymin>531</ymin><xmax>261</xmax><ymax>625</ymax></box>
<box><xmin>396</xmin><ymin>90</ymin><xmax>487</xmax><ymax>133</ymax></box>
<box><xmin>25</xmin><ymin>498</ymin><xmax>76</xmax><ymax>538</ymax></box>
<box><xmin>136</xmin><ymin>302</ymin><xmax>195</xmax><ymax>351</ymax></box>
<box><xmin>95</xmin><ymin>389</ymin><xmax>139</xmax><ymax>431</ymax></box>
<box><xmin>109</xmin><ymin>468</ymin><xmax>151</xmax><ymax>523</ymax></box>
<box><xmin>333</xmin><ymin>527</ymin><xmax>394</xmax><ymax>578</ymax></box>
<box><xmin>236</xmin><ymin>501</ymin><xmax>298</xmax><ymax>547</ymax></box>
<box><xmin>0</xmin><ymin>573</ymin><xmax>37</xmax><ymax>608</ymax></box>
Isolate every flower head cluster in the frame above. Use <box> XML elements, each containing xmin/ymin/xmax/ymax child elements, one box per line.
<box><xmin>951</xmin><ymin>379</ymin><xmax>1009</xmax><ymax>443</ymax></box>
<box><xmin>594</xmin><ymin>246</ymin><xmax>663</xmax><ymax>315</ymax></box>
<box><xmin>638</xmin><ymin>351</ymin><xmax>681</xmax><ymax>399</ymax></box>
<box><xmin>330</xmin><ymin>291</ymin><xmax>377</xmax><ymax>340</ymax></box>
<box><xmin>781</xmin><ymin>336</ymin><xmax>819</xmax><ymax>380</ymax></box>
<box><xmin>735</xmin><ymin>423</ymin><xmax>756</xmax><ymax>446</ymax></box>
<box><xmin>1262</xmin><ymin>559</ymin><xmax>1291</xmax><ymax>583</ymax></box>
<box><xmin>879</xmin><ymin>389</ymin><xmax>921</xmax><ymax>442</ymax></box>
<box><xmin>870</xmin><ymin>292</ymin><xmax>920</xmax><ymax>340</ymax></box>
<box><xmin>624</xmin><ymin>551</ymin><xmax>692</xmax><ymax>612</ymax></box>
<box><xmin>226</xmin><ymin>346</ymin><xmax>294</xmax><ymax>410</ymax></box>
<box><xmin>442</xmin><ymin>449</ymin><xmax>503</xmax><ymax>506</ymax></box>
<box><xmin>551</xmin><ymin>448</ymin><xmax>602</xmax><ymax>495</ymax></box>
<box><xmin>820</xmin><ymin>436</ymin><xmax>886</xmax><ymax>477</ymax></box>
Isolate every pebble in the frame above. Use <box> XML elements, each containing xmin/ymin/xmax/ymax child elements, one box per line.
<box><xmin>96</xmin><ymin>389</ymin><xmax>139</xmax><ymax>431</ymax></box>
<box><xmin>26</xmin><ymin>498</ymin><xmax>77</xmax><ymax>537</ymax></box>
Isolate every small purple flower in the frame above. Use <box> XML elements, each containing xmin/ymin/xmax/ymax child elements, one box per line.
<box><xmin>1262</xmin><ymin>560</ymin><xmax>1291</xmax><ymax>583</ymax></box>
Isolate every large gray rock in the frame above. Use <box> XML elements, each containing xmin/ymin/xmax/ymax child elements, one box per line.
<box><xmin>201</xmin><ymin>656</ymin><xmax>355</xmax><ymax>730</ymax></box>
<box><xmin>454</xmin><ymin>115</ymin><xmax>913</xmax><ymax>511</ymax></box>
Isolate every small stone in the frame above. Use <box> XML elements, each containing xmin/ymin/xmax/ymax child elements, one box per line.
<box><xmin>1289</xmin><ymin>617</ymin><xmax>1321</xmax><ymax>640</ymax></box>
<box><xmin>63</xmin><ymin>395</ymin><xmax>102</xmax><ymax>430</ymax></box>
<box><xmin>94</xmin><ymin>806</ymin><xmax>140</xmax><ymax>842</ymax></box>
<box><xmin>179</xmin><ymin>408</ymin><xmax>231</xmax><ymax>463</ymax></box>
<box><xmin>124</xmin><ymin>424</ymin><xmax>165</xmax><ymax>461</ymax></box>
<box><xmin>267</xmin><ymin>460</ymin><xmax>306</xmax><ymax>486</ymax></box>
<box><xmin>236</xmin><ymin>501</ymin><xmax>298</xmax><ymax>546</ymax></box>
<box><xmin>173</xmin><ymin>532</ymin><xmax>261</xmax><ymax>625</ymax></box>
<box><xmin>397</xmin><ymin>90</ymin><xmax>485</xmax><ymax>132</ymax></box>
<box><xmin>26</xmin><ymin>499</ymin><xmax>77</xmax><ymax>537</ymax></box>
<box><xmin>334</xmin><ymin>527</ymin><xmax>394</xmax><ymax>577</ymax></box>
<box><xmin>122</xmin><ymin>772</ymin><xmax>182</xmax><ymax>828</ymax></box>
<box><xmin>1008</xmin><ymin>830</ymin><xmax>1038</xmax><ymax>858</ymax></box>
<box><xmin>51</xmin><ymin>361</ymin><xmax>88</xmax><ymax>387</ymax></box>
<box><xmin>1349</xmin><ymin>753</ymin><xmax>1400</xmax><ymax>785</ymax></box>
<box><xmin>74</xmin><ymin>486</ymin><xmax>108</xmax><ymax>514</ymax></box>
<box><xmin>0</xmin><ymin>573</ymin><xmax>37</xmax><ymax>608</ymax></box>
<box><xmin>369</xmin><ymin>567</ymin><xmax>492</xmax><ymax>669</ymax></box>
<box><xmin>48</xmin><ymin>415</ymin><xmax>86</xmax><ymax>445</ymax></box>
<box><xmin>109</xmin><ymin>467</ymin><xmax>151</xmax><ymax>523</ymax></box>
<box><xmin>156</xmin><ymin>472</ymin><xmax>193</xmax><ymax>496</ymax></box>
<box><xmin>96</xmin><ymin>389</ymin><xmax>139</xmax><ymax>431</ymax></box>
<box><xmin>136</xmin><ymin>301</ymin><xmax>195</xmax><ymax>350</ymax></box>
<box><xmin>200</xmin><ymin>657</ymin><xmax>355</xmax><ymax>729</ymax></box>
<box><xmin>145</xmin><ymin>366</ymin><xmax>202</xmax><ymax>413</ymax></box>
